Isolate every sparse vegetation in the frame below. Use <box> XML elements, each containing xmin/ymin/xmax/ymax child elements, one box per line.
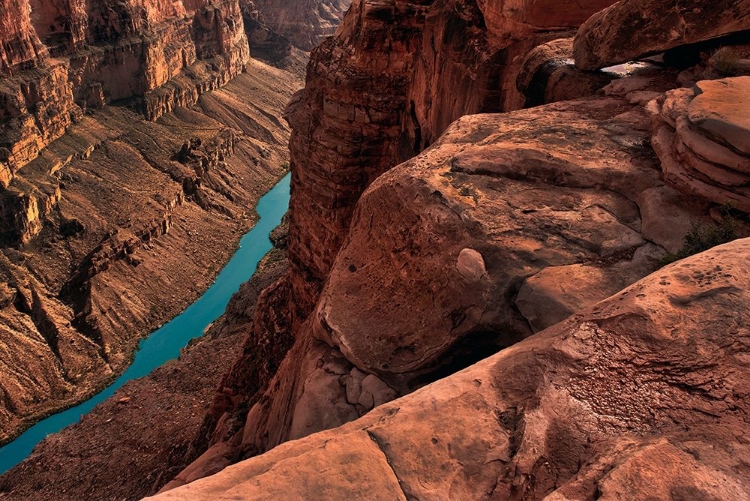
<box><xmin>660</xmin><ymin>212</ymin><xmax>740</xmax><ymax>267</ymax></box>
<box><xmin>711</xmin><ymin>47</ymin><xmax>742</xmax><ymax>77</ymax></box>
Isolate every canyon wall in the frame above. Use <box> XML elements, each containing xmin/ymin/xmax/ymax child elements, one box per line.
<box><xmin>0</xmin><ymin>0</ymin><xmax>319</xmax><ymax>447</ymax></box>
<box><xmin>1</xmin><ymin>0</ymin><xmax>250</xmax><ymax>190</ymax></box>
<box><xmin>251</xmin><ymin>0</ymin><xmax>351</xmax><ymax>50</ymax></box>
<box><xmin>176</xmin><ymin>0</ymin><xmax>750</xmax><ymax>489</ymax></box>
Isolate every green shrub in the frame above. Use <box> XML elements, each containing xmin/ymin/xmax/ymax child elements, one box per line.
<box><xmin>711</xmin><ymin>47</ymin><xmax>742</xmax><ymax>77</ymax></box>
<box><xmin>660</xmin><ymin>214</ymin><xmax>739</xmax><ymax>267</ymax></box>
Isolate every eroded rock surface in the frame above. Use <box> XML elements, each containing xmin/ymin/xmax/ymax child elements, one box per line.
<box><xmin>574</xmin><ymin>0</ymin><xmax>750</xmax><ymax>70</ymax></box>
<box><xmin>0</xmin><ymin>0</ymin><xmax>252</xmax><ymax>184</ymax></box>
<box><xmin>0</xmin><ymin>244</ymin><xmax>289</xmax><ymax>501</ymax></box>
<box><xmin>151</xmin><ymin>238</ymin><xmax>750</xmax><ymax>500</ymax></box>
<box><xmin>650</xmin><ymin>76</ymin><xmax>750</xmax><ymax>211</ymax></box>
<box><xmin>175</xmin><ymin>77</ymin><xmax>734</xmax><ymax>487</ymax></box>
<box><xmin>0</xmin><ymin>58</ymin><xmax>304</xmax><ymax>447</ymax></box>
<box><xmin>251</xmin><ymin>0</ymin><xmax>350</xmax><ymax>51</ymax></box>
<box><xmin>173</xmin><ymin>0</ymin><xmax>750</xmax><ymax>486</ymax></box>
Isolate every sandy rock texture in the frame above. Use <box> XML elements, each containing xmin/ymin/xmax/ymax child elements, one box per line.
<box><xmin>650</xmin><ymin>76</ymin><xmax>750</xmax><ymax>212</ymax></box>
<box><xmin>574</xmin><ymin>0</ymin><xmax>750</xmax><ymax>70</ymax></box>
<box><xmin>286</xmin><ymin>0</ymin><xmax>618</xmax><ymax>325</ymax></box>
<box><xmin>175</xmin><ymin>74</ymin><xmax>733</xmax><ymax>487</ymax></box>
<box><xmin>151</xmin><ymin>237</ymin><xmax>750</xmax><ymax>500</ymax></box>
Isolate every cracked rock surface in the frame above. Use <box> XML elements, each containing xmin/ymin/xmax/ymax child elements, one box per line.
<box><xmin>150</xmin><ymin>237</ymin><xmax>750</xmax><ymax>500</ymax></box>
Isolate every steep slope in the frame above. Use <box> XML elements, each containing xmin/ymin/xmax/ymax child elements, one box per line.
<box><xmin>0</xmin><ymin>57</ymin><xmax>303</xmax><ymax>446</ymax></box>
<box><xmin>150</xmin><ymin>237</ymin><xmax>750</xmax><ymax>501</ymax></box>
<box><xmin>251</xmin><ymin>0</ymin><xmax>350</xmax><ymax>50</ymax></box>
<box><xmin>0</xmin><ymin>239</ymin><xmax>290</xmax><ymax>500</ymax></box>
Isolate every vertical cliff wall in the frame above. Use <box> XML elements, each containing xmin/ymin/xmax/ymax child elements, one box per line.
<box><xmin>251</xmin><ymin>0</ymin><xmax>351</xmax><ymax>50</ymax></box>
<box><xmin>0</xmin><ymin>0</ymin><xmax>250</xmax><ymax>193</ymax></box>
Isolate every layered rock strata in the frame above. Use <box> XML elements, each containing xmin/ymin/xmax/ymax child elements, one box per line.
<box><xmin>574</xmin><ymin>0</ymin><xmax>750</xmax><ymax>70</ymax></box>
<box><xmin>178</xmin><ymin>0</ymin><xmax>632</xmax><ymax>481</ymax></box>
<box><xmin>650</xmin><ymin>76</ymin><xmax>750</xmax><ymax>212</ymax></box>
<box><xmin>251</xmin><ymin>0</ymin><xmax>350</xmax><ymax>51</ymax></box>
<box><xmin>0</xmin><ymin>0</ymin><xmax>250</xmax><ymax>186</ymax></box>
<box><xmin>0</xmin><ymin>57</ymin><xmax>304</xmax><ymax>446</ymax></box>
<box><xmin>0</xmin><ymin>240</ymin><xmax>290</xmax><ymax>500</ymax></box>
<box><xmin>152</xmin><ymin>237</ymin><xmax>750</xmax><ymax>500</ymax></box>
<box><xmin>176</xmin><ymin>71</ymin><xmax>734</xmax><ymax>486</ymax></box>
<box><xmin>286</xmin><ymin>0</ymin><xmax>619</xmax><ymax>324</ymax></box>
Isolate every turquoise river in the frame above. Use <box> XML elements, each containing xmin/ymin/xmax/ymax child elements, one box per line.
<box><xmin>0</xmin><ymin>173</ymin><xmax>292</xmax><ymax>475</ymax></box>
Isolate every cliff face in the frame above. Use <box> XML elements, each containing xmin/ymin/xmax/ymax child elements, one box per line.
<box><xmin>0</xmin><ymin>58</ymin><xmax>304</xmax><ymax>447</ymax></box>
<box><xmin>175</xmin><ymin>0</ymin><xmax>750</xmax><ymax>490</ymax></box>
<box><xmin>285</xmin><ymin>0</ymin><xmax>618</xmax><ymax>323</ymax></box>
<box><xmin>0</xmin><ymin>0</ymin><xmax>249</xmax><ymax>192</ymax></box>
<box><xmin>251</xmin><ymin>0</ymin><xmax>350</xmax><ymax>50</ymax></box>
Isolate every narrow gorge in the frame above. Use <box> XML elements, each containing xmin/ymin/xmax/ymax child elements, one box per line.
<box><xmin>2</xmin><ymin>0</ymin><xmax>750</xmax><ymax>499</ymax></box>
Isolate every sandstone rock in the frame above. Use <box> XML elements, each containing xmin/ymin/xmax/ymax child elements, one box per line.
<box><xmin>690</xmin><ymin>77</ymin><xmax>750</xmax><ymax>155</ymax></box>
<box><xmin>516</xmin><ymin>38</ymin><xmax>615</xmax><ymax>107</ymax></box>
<box><xmin>574</xmin><ymin>0</ymin><xmax>750</xmax><ymax>70</ymax></box>
<box><xmin>650</xmin><ymin>77</ymin><xmax>750</xmax><ymax>212</ymax></box>
<box><xmin>0</xmin><ymin>59</ymin><xmax>303</xmax><ymax>448</ymax></box>
<box><xmin>286</xmin><ymin>0</ymin><xmax>620</xmax><ymax>326</ymax></box>
<box><xmin>175</xmin><ymin>92</ymin><xmax>712</xmax><ymax>489</ymax></box>
<box><xmin>515</xmin><ymin>244</ymin><xmax>663</xmax><ymax>332</ymax></box>
<box><xmin>149</xmin><ymin>238</ymin><xmax>750</xmax><ymax>501</ymax></box>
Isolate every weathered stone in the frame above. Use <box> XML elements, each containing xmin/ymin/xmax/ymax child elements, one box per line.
<box><xmin>574</xmin><ymin>0</ymin><xmax>750</xmax><ymax>70</ymax></box>
<box><xmin>650</xmin><ymin>77</ymin><xmax>750</xmax><ymax>212</ymax></box>
<box><xmin>150</xmin><ymin>238</ymin><xmax>750</xmax><ymax>501</ymax></box>
<box><xmin>690</xmin><ymin>77</ymin><xmax>750</xmax><ymax>155</ymax></box>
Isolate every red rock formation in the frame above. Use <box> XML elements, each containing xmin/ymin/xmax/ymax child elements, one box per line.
<box><xmin>250</xmin><ymin>0</ymin><xmax>350</xmax><ymax>50</ymax></box>
<box><xmin>574</xmin><ymin>0</ymin><xmax>750</xmax><ymax>70</ymax></box>
<box><xmin>0</xmin><ymin>56</ymin><xmax>305</xmax><ymax>447</ymax></box>
<box><xmin>650</xmin><ymin>77</ymin><xmax>750</xmax><ymax>212</ymax></box>
<box><xmin>0</xmin><ymin>0</ymin><xmax>250</xmax><ymax>190</ymax></box>
<box><xmin>176</xmin><ymin>1</ymin><xmax>627</xmax><ymax>482</ymax></box>
<box><xmin>286</xmin><ymin>0</ymin><xmax>619</xmax><ymax>321</ymax></box>
<box><xmin>151</xmin><ymin>237</ymin><xmax>750</xmax><ymax>500</ymax></box>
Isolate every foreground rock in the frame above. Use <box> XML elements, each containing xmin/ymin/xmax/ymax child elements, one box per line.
<box><xmin>151</xmin><ymin>238</ymin><xmax>750</xmax><ymax>500</ymax></box>
<box><xmin>172</xmin><ymin>75</ymin><xmax>739</xmax><ymax>486</ymax></box>
<box><xmin>574</xmin><ymin>0</ymin><xmax>750</xmax><ymax>70</ymax></box>
<box><xmin>650</xmin><ymin>76</ymin><xmax>750</xmax><ymax>212</ymax></box>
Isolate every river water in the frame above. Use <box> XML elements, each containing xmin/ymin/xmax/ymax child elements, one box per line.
<box><xmin>0</xmin><ymin>173</ymin><xmax>291</xmax><ymax>475</ymax></box>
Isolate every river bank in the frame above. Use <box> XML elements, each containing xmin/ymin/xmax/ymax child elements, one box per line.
<box><xmin>0</xmin><ymin>175</ymin><xmax>291</xmax><ymax>499</ymax></box>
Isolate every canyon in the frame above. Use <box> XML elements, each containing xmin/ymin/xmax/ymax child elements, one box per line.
<box><xmin>1</xmin><ymin>0</ymin><xmax>750</xmax><ymax>499</ymax></box>
<box><xmin>0</xmin><ymin>0</ymin><xmax>336</xmax><ymax>453</ymax></box>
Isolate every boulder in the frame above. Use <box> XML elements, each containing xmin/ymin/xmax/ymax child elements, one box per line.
<box><xmin>574</xmin><ymin>0</ymin><xmax>750</xmax><ymax>70</ymax></box>
<box><xmin>649</xmin><ymin>77</ymin><xmax>750</xmax><ymax>212</ymax></box>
